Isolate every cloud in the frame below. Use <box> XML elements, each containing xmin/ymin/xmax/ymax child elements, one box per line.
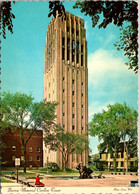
<box><xmin>88</xmin><ymin>48</ymin><xmax>137</xmax><ymax>119</ymax></box>
<box><xmin>88</xmin><ymin>48</ymin><xmax>135</xmax><ymax>90</ymax></box>
<box><xmin>89</xmin><ymin>101</ymin><xmax>115</xmax><ymax>121</ymax></box>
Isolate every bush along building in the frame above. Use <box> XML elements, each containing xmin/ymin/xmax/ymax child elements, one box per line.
<box><xmin>1</xmin><ymin>128</ymin><xmax>43</xmax><ymax>168</ymax></box>
<box><xmin>43</xmin><ymin>11</ymin><xmax>88</xmax><ymax>169</ymax></box>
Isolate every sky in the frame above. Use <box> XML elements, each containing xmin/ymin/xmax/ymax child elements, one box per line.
<box><xmin>1</xmin><ymin>1</ymin><xmax>138</xmax><ymax>154</ymax></box>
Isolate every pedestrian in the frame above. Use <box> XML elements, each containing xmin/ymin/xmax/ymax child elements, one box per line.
<box><xmin>35</xmin><ymin>173</ymin><xmax>44</xmax><ymax>186</ymax></box>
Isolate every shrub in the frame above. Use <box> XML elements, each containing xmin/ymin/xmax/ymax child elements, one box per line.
<box><xmin>65</xmin><ymin>168</ymin><xmax>78</xmax><ymax>173</ymax></box>
<box><xmin>47</xmin><ymin>162</ymin><xmax>60</xmax><ymax>171</ymax></box>
<box><xmin>129</xmin><ymin>166</ymin><xmax>137</xmax><ymax>172</ymax></box>
<box><xmin>88</xmin><ymin>164</ymin><xmax>99</xmax><ymax>171</ymax></box>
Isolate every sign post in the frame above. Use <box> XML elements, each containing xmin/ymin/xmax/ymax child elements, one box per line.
<box><xmin>15</xmin><ymin>158</ymin><xmax>20</xmax><ymax>183</ymax></box>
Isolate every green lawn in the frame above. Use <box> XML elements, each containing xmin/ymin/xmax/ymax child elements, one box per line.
<box><xmin>1</xmin><ymin>177</ymin><xmax>14</xmax><ymax>183</ymax></box>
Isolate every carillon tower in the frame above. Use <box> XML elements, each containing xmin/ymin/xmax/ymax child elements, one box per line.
<box><xmin>44</xmin><ymin>11</ymin><xmax>88</xmax><ymax>169</ymax></box>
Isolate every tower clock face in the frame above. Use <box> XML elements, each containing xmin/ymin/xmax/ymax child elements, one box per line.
<box><xmin>68</xmin><ymin>40</ymin><xmax>80</xmax><ymax>55</ymax></box>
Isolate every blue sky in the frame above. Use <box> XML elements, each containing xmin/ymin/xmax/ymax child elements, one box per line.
<box><xmin>1</xmin><ymin>1</ymin><xmax>138</xmax><ymax>154</ymax></box>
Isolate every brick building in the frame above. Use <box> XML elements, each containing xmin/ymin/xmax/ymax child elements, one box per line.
<box><xmin>43</xmin><ymin>11</ymin><xmax>88</xmax><ymax>169</ymax></box>
<box><xmin>1</xmin><ymin>128</ymin><xmax>43</xmax><ymax>168</ymax></box>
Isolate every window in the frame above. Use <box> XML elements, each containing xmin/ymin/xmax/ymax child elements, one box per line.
<box><xmin>63</xmin><ymin>89</ymin><xmax>65</xmax><ymax>93</ymax></box>
<box><xmin>82</xmin><ymin>105</ymin><xmax>83</xmax><ymax>108</ymax></box>
<box><xmin>37</xmin><ymin>156</ymin><xmax>40</xmax><ymax>161</ymax></box>
<box><xmin>67</xmin><ymin>37</ymin><xmax>70</xmax><ymax>49</ymax></box>
<box><xmin>130</xmin><ymin>161</ymin><xmax>134</xmax><ymax>166</ymax></box>
<box><xmin>12</xmin><ymin>156</ymin><xmax>15</xmax><ymax>161</ymax></box>
<box><xmin>82</xmin><ymin>127</ymin><xmax>83</xmax><ymax>130</ymax></box>
<box><xmin>82</xmin><ymin>82</ymin><xmax>83</xmax><ymax>86</ymax></box>
<box><xmin>76</xmin><ymin>30</ymin><xmax>79</xmax><ymax>36</ymax></box>
<box><xmin>116</xmin><ymin>162</ymin><xmax>118</xmax><ymax>167</ymax></box>
<box><xmin>121</xmin><ymin>162</ymin><xmax>123</xmax><ymax>167</ymax></box>
<box><xmin>72</xmin><ymin>114</ymin><xmax>75</xmax><ymax>118</ymax></box>
<box><xmin>82</xmin><ymin>93</ymin><xmax>83</xmax><ymax>97</ymax></box>
<box><xmin>63</xmin><ymin>77</ymin><xmax>65</xmax><ymax>81</ymax></box>
<box><xmin>72</xmin><ymin>102</ymin><xmax>74</xmax><ymax>107</ymax></box>
<box><xmin>62</xmin><ymin>37</ymin><xmax>65</xmax><ymax>46</ymax></box>
<box><xmin>29</xmin><ymin>156</ymin><xmax>32</xmax><ymax>161</ymax></box>
<box><xmin>63</xmin><ymin>113</ymin><xmax>65</xmax><ymax>116</ymax></box>
<box><xmin>81</xmin><ymin>54</ymin><xmax>83</xmax><ymax>66</ymax></box>
<box><xmin>76</xmin><ymin>41</ymin><xmax>79</xmax><ymax>63</ymax></box>
<box><xmin>63</xmin><ymin>101</ymin><xmax>65</xmax><ymax>104</ymax></box>
<box><xmin>72</xmin><ymin>126</ymin><xmax>75</xmax><ymax>130</ymax></box>
<box><xmin>29</xmin><ymin>147</ymin><xmax>33</xmax><ymax>152</ymax></box>
<box><xmin>67</xmin><ymin>26</ymin><xmax>69</xmax><ymax>32</ymax></box>
<box><xmin>72</xmin><ymin>79</ymin><xmax>74</xmax><ymax>84</ymax></box>
<box><xmin>12</xmin><ymin>146</ymin><xmax>16</xmax><ymax>151</ymax></box>
<box><xmin>62</xmin><ymin>47</ymin><xmax>65</xmax><ymax>60</ymax></box>
<box><xmin>121</xmin><ymin>152</ymin><xmax>123</xmax><ymax>158</ymax></box>
<box><xmin>63</xmin><ymin>124</ymin><xmax>65</xmax><ymax>128</ymax></box>
<box><xmin>72</xmin><ymin>91</ymin><xmax>75</xmax><ymax>95</ymax></box>
<box><xmin>37</xmin><ymin>147</ymin><xmax>40</xmax><ymax>152</ymax></box>
<box><xmin>72</xmin><ymin>28</ymin><xmax>74</xmax><ymax>34</ymax></box>
<box><xmin>82</xmin><ymin>116</ymin><xmax>83</xmax><ymax>119</ymax></box>
<box><xmin>81</xmin><ymin>45</ymin><xmax>84</xmax><ymax>52</ymax></box>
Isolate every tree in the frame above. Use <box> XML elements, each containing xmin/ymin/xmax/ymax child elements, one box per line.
<box><xmin>73</xmin><ymin>1</ymin><xmax>138</xmax><ymax>73</ymax></box>
<box><xmin>114</xmin><ymin>25</ymin><xmax>138</xmax><ymax>73</ymax></box>
<box><xmin>0</xmin><ymin>2</ymin><xmax>15</xmax><ymax>39</ymax></box>
<box><xmin>89</xmin><ymin>102</ymin><xmax>137</xmax><ymax>171</ymax></box>
<box><xmin>0</xmin><ymin>92</ymin><xmax>57</xmax><ymax>172</ymax></box>
<box><xmin>44</xmin><ymin>125</ymin><xmax>89</xmax><ymax>171</ymax></box>
<box><xmin>115</xmin><ymin>102</ymin><xmax>137</xmax><ymax>171</ymax></box>
<box><xmin>48</xmin><ymin>1</ymin><xmax>66</xmax><ymax>18</ymax></box>
<box><xmin>90</xmin><ymin>109</ymin><xmax>120</xmax><ymax>170</ymax></box>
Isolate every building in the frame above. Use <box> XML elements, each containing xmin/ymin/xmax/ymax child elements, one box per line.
<box><xmin>43</xmin><ymin>11</ymin><xmax>88</xmax><ymax>169</ymax></box>
<box><xmin>97</xmin><ymin>143</ymin><xmax>137</xmax><ymax>171</ymax></box>
<box><xmin>1</xmin><ymin>128</ymin><xmax>43</xmax><ymax>168</ymax></box>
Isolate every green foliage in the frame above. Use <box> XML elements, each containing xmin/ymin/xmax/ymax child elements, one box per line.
<box><xmin>1</xmin><ymin>177</ymin><xmax>14</xmax><ymax>183</ymax></box>
<box><xmin>65</xmin><ymin>168</ymin><xmax>78</xmax><ymax>173</ymax></box>
<box><xmin>129</xmin><ymin>165</ymin><xmax>137</xmax><ymax>172</ymax></box>
<box><xmin>88</xmin><ymin>164</ymin><xmax>99</xmax><ymax>172</ymax></box>
<box><xmin>0</xmin><ymin>91</ymin><xmax>57</xmax><ymax>172</ymax></box>
<box><xmin>44</xmin><ymin>125</ymin><xmax>89</xmax><ymax>170</ymax></box>
<box><xmin>48</xmin><ymin>1</ymin><xmax>66</xmax><ymax>18</ymax></box>
<box><xmin>114</xmin><ymin>25</ymin><xmax>138</xmax><ymax>73</ymax></box>
<box><xmin>0</xmin><ymin>2</ymin><xmax>15</xmax><ymax>39</ymax></box>
<box><xmin>47</xmin><ymin>162</ymin><xmax>60</xmax><ymax>171</ymax></box>
<box><xmin>74</xmin><ymin>1</ymin><xmax>138</xmax><ymax>73</ymax></box>
<box><xmin>90</xmin><ymin>102</ymin><xmax>138</xmax><ymax>171</ymax></box>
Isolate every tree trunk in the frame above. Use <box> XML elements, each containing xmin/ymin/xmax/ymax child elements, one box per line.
<box><xmin>125</xmin><ymin>143</ymin><xmax>128</xmax><ymax>172</ymax></box>
<box><xmin>23</xmin><ymin>145</ymin><xmax>26</xmax><ymax>173</ymax></box>
<box><xmin>65</xmin><ymin>154</ymin><xmax>69</xmax><ymax>171</ymax></box>
<box><xmin>114</xmin><ymin>148</ymin><xmax>117</xmax><ymax>171</ymax></box>
<box><xmin>123</xmin><ymin>137</ymin><xmax>126</xmax><ymax>172</ymax></box>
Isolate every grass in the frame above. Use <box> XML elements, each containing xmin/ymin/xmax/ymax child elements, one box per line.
<box><xmin>1</xmin><ymin>170</ymin><xmax>37</xmax><ymax>179</ymax></box>
<box><xmin>1</xmin><ymin>177</ymin><xmax>14</xmax><ymax>183</ymax></box>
